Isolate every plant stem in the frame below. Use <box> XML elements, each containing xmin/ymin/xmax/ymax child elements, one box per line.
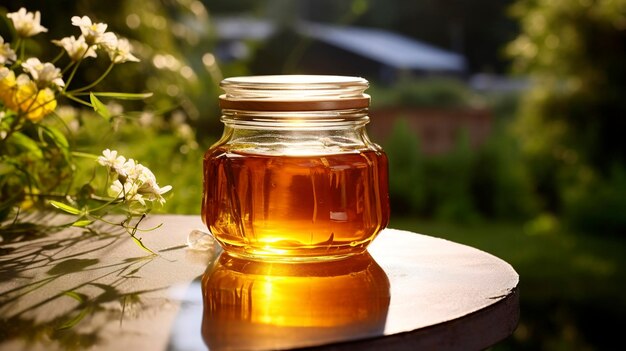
<box><xmin>63</xmin><ymin>94</ymin><xmax>93</xmax><ymax>108</ymax></box>
<box><xmin>2</xmin><ymin>113</ymin><xmax>27</xmax><ymax>142</ymax></box>
<box><xmin>71</xmin><ymin>151</ymin><xmax>99</xmax><ymax>159</ymax></box>
<box><xmin>68</xmin><ymin>62</ymin><xmax>115</xmax><ymax>94</ymax></box>
<box><xmin>88</xmin><ymin>195</ymin><xmax>123</xmax><ymax>213</ymax></box>
<box><xmin>62</xmin><ymin>60</ymin><xmax>82</xmax><ymax>93</ymax></box>
<box><xmin>14</xmin><ymin>38</ymin><xmax>24</xmax><ymax>60</ymax></box>
<box><xmin>51</xmin><ymin>49</ymin><xmax>65</xmax><ymax>64</ymax></box>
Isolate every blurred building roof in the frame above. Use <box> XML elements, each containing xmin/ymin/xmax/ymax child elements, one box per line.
<box><xmin>298</xmin><ymin>22</ymin><xmax>466</xmax><ymax>73</ymax></box>
<box><xmin>213</xmin><ymin>16</ymin><xmax>467</xmax><ymax>75</ymax></box>
<box><xmin>213</xmin><ymin>17</ymin><xmax>275</xmax><ymax>41</ymax></box>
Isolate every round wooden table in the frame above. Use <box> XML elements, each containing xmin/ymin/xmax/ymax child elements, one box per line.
<box><xmin>0</xmin><ymin>216</ymin><xmax>518</xmax><ymax>351</ymax></box>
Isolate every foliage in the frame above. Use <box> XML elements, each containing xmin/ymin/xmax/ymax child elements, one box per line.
<box><xmin>507</xmin><ymin>0</ymin><xmax>626</xmax><ymax>235</ymax></box>
<box><xmin>0</xmin><ymin>8</ymin><xmax>171</xmax><ymax>252</ymax></box>
<box><xmin>2</xmin><ymin>0</ymin><xmax>224</xmax><ymax>140</ymax></box>
<box><xmin>471</xmin><ymin>122</ymin><xmax>538</xmax><ymax>220</ymax></box>
<box><xmin>382</xmin><ymin>118</ymin><xmax>423</xmax><ymax>215</ymax></box>
<box><xmin>103</xmin><ymin>0</ymin><xmax>223</xmax><ymax>139</ymax></box>
<box><xmin>563</xmin><ymin>164</ymin><xmax>626</xmax><ymax>235</ymax></box>
<box><xmin>383</xmin><ymin>114</ymin><xmax>537</xmax><ymax>223</ymax></box>
<box><xmin>72</xmin><ymin>112</ymin><xmax>209</xmax><ymax>215</ymax></box>
<box><xmin>369</xmin><ymin>77</ymin><xmax>484</xmax><ymax>109</ymax></box>
<box><xmin>427</xmin><ymin>132</ymin><xmax>479</xmax><ymax>223</ymax></box>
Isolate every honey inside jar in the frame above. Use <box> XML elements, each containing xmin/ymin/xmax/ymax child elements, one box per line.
<box><xmin>202</xmin><ymin>147</ymin><xmax>389</xmax><ymax>260</ymax></box>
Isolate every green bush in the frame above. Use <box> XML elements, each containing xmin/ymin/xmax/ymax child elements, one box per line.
<box><xmin>425</xmin><ymin>132</ymin><xmax>480</xmax><ymax>223</ymax></box>
<box><xmin>471</xmin><ymin>125</ymin><xmax>538</xmax><ymax>220</ymax></box>
<box><xmin>383</xmin><ymin>116</ymin><xmax>539</xmax><ymax>223</ymax></box>
<box><xmin>383</xmin><ymin>118</ymin><xmax>424</xmax><ymax>215</ymax></box>
<box><xmin>563</xmin><ymin>164</ymin><xmax>626</xmax><ymax>236</ymax></box>
<box><xmin>370</xmin><ymin>77</ymin><xmax>483</xmax><ymax>109</ymax></box>
<box><xmin>508</xmin><ymin>0</ymin><xmax>626</xmax><ymax>235</ymax></box>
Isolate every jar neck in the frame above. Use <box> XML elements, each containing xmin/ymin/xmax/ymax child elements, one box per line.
<box><xmin>220</xmin><ymin>108</ymin><xmax>370</xmax><ymax>130</ymax></box>
<box><xmin>215</xmin><ymin>111</ymin><xmax>377</xmax><ymax>156</ymax></box>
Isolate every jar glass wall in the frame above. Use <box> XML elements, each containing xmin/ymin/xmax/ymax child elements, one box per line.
<box><xmin>202</xmin><ymin>75</ymin><xmax>389</xmax><ymax>261</ymax></box>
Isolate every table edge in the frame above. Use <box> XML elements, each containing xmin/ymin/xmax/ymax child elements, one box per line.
<box><xmin>306</xmin><ymin>287</ymin><xmax>519</xmax><ymax>351</ymax></box>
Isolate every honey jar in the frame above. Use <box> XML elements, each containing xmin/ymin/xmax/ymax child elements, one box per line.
<box><xmin>202</xmin><ymin>75</ymin><xmax>389</xmax><ymax>261</ymax></box>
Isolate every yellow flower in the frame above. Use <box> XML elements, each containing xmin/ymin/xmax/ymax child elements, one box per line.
<box><xmin>15</xmin><ymin>83</ymin><xmax>57</xmax><ymax>122</ymax></box>
<box><xmin>0</xmin><ymin>66</ymin><xmax>16</xmax><ymax>105</ymax></box>
<box><xmin>0</xmin><ymin>71</ymin><xmax>57</xmax><ymax>122</ymax></box>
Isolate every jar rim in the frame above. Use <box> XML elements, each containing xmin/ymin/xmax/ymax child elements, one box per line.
<box><xmin>219</xmin><ymin>75</ymin><xmax>370</xmax><ymax>111</ymax></box>
<box><xmin>220</xmin><ymin>75</ymin><xmax>369</xmax><ymax>90</ymax></box>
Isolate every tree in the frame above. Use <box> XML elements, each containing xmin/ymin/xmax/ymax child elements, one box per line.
<box><xmin>508</xmin><ymin>0</ymin><xmax>626</xmax><ymax>234</ymax></box>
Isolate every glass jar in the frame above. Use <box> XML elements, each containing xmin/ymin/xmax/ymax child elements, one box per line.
<box><xmin>202</xmin><ymin>75</ymin><xmax>389</xmax><ymax>262</ymax></box>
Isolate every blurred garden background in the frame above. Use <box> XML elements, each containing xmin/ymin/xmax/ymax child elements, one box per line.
<box><xmin>2</xmin><ymin>0</ymin><xmax>625</xmax><ymax>350</ymax></box>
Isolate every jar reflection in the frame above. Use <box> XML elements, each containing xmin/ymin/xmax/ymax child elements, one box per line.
<box><xmin>201</xmin><ymin>252</ymin><xmax>390</xmax><ymax>350</ymax></box>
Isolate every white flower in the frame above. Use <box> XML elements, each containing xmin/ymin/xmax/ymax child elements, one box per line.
<box><xmin>7</xmin><ymin>8</ymin><xmax>48</xmax><ymax>37</ymax></box>
<box><xmin>109</xmin><ymin>179</ymin><xmax>144</xmax><ymax>205</ymax></box>
<box><xmin>99</xmin><ymin>32</ymin><xmax>118</xmax><ymax>52</ymax></box>
<box><xmin>0</xmin><ymin>36</ymin><xmax>17</xmax><ymax>65</ymax></box>
<box><xmin>97</xmin><ymin>149</ymin><xmax>126</xmax><ymax>173</ymax></box>
<box><xmin>106</xmin><ymin>37</ymin><xmax>140</xmax><ymax>64</ymax></box>
<box><xmin>70</xmin><ymin>17</ymin><xmax>138</xmax><ymax>64</ymax></box>
<box><xmin>135</xmin><ymin>165</ymin><xmax>172</xmax><ymax>203</ymax></box>
<box><xmin>71</xmin><ymin>16</ymin><xmax>112</xmax><ymax>46</ymax></box>
<box><xmin>120</xmin><ymin>158</ymin><xmax>139</xmax><ymax>179</ymax></box>
<box><xmin>21</xmin><ymin>58</ymin><xmax>65</xmax><ymax>89</ymax></box>
<box><xmin>139</xmin><ymin>183</ymin><xmax>172</xmax><ymax>205</ymax></box>
<box><xmin>98</xmin><ymin>150</ymin><xmax>171</xmax><ymax>206</ymax></box>
<box><xmin>52</xmin><ymin>35</ymin><xmax>97</xmax><ymax>61</ymax></box>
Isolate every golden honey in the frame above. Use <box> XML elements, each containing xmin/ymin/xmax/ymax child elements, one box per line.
<box><xmin>202</xmin><ymin>147</ymin><xmax>389</xmax><ymax>260</ymax></box>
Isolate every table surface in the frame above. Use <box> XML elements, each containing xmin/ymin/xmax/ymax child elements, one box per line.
<box><xmin>0</xmin><ymin>215</ymin><xmax>519</xmax><ymax>351</ymax></box>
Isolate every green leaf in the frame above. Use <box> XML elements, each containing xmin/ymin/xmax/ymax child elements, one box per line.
<box><xmin>83</xmin><ymin>92</ymin><xmax>153</xmax><ymax>100</ymax></box>
<box><xmin>40</xmin><ymin>125</ymin><xmax>69</xmax><ymax>149</ymax></box>
<box><xmin>49</xmin><ymin>200</ymin><xmax>81</xmax><ymax>215</ymax></box>
<box><xmin>40</xmin><ymin>125</ymin><xmax>71</xmax><ymax>163</ymax></box>
<box><xmin>9</xmin><ymin>132</ymin><xmax>43</xmax><ymax>159</ymax></box>
<box><xmin>131</xmin><ymin>235</ymin><xmax>157</xmax><ymax>256</ymax></box>
<box><xmin>90</xmin><ymin>92</ymin><xmax>111</xmax><ymax>120</ymax></box>
<box><xmin>0</xmin><ymin>163</ymin><xmax>15</xmax><ymax>176</ymax></box>
<box><xmin>72</xmin><ymin>219</ymin><xmax>94</xmax><ymax>227</ymax></box>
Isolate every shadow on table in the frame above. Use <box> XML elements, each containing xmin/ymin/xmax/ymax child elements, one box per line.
<box><xmin>0</xmin><ymin>223</ymin><xmax>163</xmax><ymax>350</ymax></box>
<box><xmin>200</xmin><ymin>252</ymin><xmax>390</xmax><ymax>350</ymax></box>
